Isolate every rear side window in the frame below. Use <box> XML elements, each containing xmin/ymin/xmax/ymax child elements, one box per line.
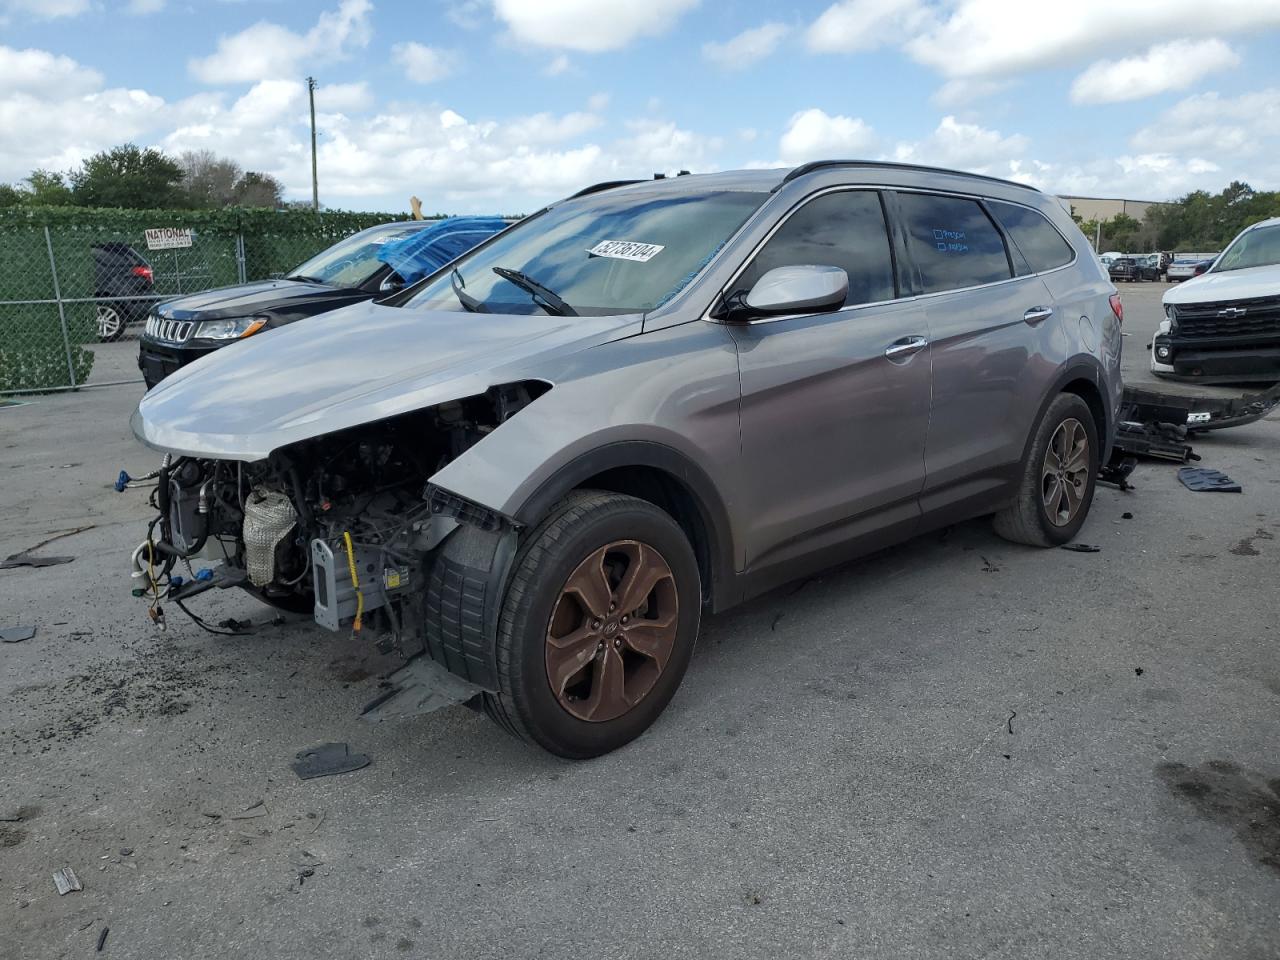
<box><xmin>732</xmin><ymin>190</ymin><xmax>896</xmax><ymax>308</ymax></box>
<box><xmin>987</xmin><ymin>200</ymin><xmax>1075</xmax><ymax>274</ymax></box>
<box><xmin>896</xmin><ymin>192</ymin><xmax>1011</xmax><ymax>294</ymax></box>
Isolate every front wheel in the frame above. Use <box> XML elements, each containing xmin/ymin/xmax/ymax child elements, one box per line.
<box><xmin>483</xmin><ymin>491</ymin><xmax>701</xmax><ymax>758</ymax></box>
<box><xmin>993</xmin><ymin>393</ymin><xmax>1099</xmax><ymax>547</ymax></box>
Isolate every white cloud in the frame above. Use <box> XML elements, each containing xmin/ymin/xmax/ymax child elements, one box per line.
<box><xmin>778</xmin><ymin>108</ymin><xmax>877</xmax><ymax>164</ymax></box>
<box><xmin>0</xmin><ymin>45</ymin><xmax>102</xmax><ymax>95</ymax></box>
<box><xmin>892</xmin><ymin>115</ymin><xmax>1028</xmax><ymax>175</ymax></box>
<box><xmin>545</xmin><ymin>53</ymin><xmax>572</xmax><ymax>76</ymax></box>
<box><xmin>126</xmin><ymin>0</ymin><xmax>166</xmax><ymax>13</ymax></box>
<box><xmin>702</xmin><ymin>22</ymin><xmax>790</xmax><ymax>69</ymax></box>
<box><xmin>806</xmin><ymin>0</ymin><xmax>931</xmax><ymax>53</ymax></box>
<box><xmin>492</xmin><ymin>0</ymin><xmax>700</xmax><ymax>52</ymax></box>
<box><xmin>188</xmin><ymin>0</ymin><xmax>372</xmax><ymax>84</ymax></box>
<box><xmin>446</xmin><ymin>0</ymin><xmax>486</xmax><ymax>29</ymax></box>
<box><xmin>1070</xmin><ymin>39</ymin><xmax>1239</xmax><ymax>104</ymax></box>
<box><xmin>1</xmin><ymin>0</ymin><xmax>89</xmax><ymax>18</ymax></box>
<box><xmin>586</xmin><ymin>92</ymin><xmax>610</xmax><ymax>112</ymax></box>
<box><xmin>932</xmin><ymin>77</ymin><xmax>1011</xmax><ymax>107</ymax></box>
<box><xmin>907</xmin><ymin>0</ymin><xmax>1280</xmax><ymax>79</ymax></box>
<box><xmin>392</xmin><ymin>42</ymin><xmax>459</xmax><ymax>84</ymax></box>
<box><xmin>1130</xmin><ymin>88</ymin><xmax>1280</xmax><ymax>157</ymax></box>
<box><xmin>317</xmin><ymin>81</ymin><xmax>373</xmax><ymax>113</ymax></box>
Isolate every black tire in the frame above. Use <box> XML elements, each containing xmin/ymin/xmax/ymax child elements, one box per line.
<box><xmin>483</xmin><ymin>490</ymin><xmax>701</xmax><ymax>758</ymax></box>
<box><xmin>993</xmin><ymin>393</ymin><xmax>1099</xmax><ymax>547</ymax></box>
<box><xmin>97</xmin><ymin>303</ymin><xmax>127</xmax><ymax>342</ymax></box>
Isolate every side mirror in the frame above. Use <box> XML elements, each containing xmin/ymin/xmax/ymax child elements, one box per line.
<box><xmin>722</xmin><ymin>265</ymin><xmax>849</xmax><ymax>321</ymax></box>
<box><xmin>378</xmin><ymin>273</ymin><xmax>405</xmax><ymax>295</ymax></box>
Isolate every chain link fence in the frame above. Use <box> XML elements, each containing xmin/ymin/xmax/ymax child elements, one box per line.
<box><xmin>0</xmin><ymin>209</ymin><xmax>409</xmax><ymax>394</ymax></box>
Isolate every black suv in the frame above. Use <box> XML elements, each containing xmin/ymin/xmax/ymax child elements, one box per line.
<box><xmin>93</xmin><ymin>242</ymin><xmax>158</xmax><ymax>341</ymax></box>
<box><xmin>137</xmin><ymin>218</ymin><xmax>506</xmax><ymax>388</ymax></box>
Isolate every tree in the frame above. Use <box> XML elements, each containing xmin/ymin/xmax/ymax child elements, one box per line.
<box><xmin>69</xmin><ymin>143</ymin><xmax>185</xmax><ymax>209</ymax></box>
<box><xmin>233</xmin><ymin>170</ymin><xmax>284</xmax><ymax>208</ymax></box>
<box><xmin>178</xmin><ymin>149</ymin><xmax>242</xmax><ymax>207</ymax></box>
<box><xmin>0</xmin><ymin>183</ymin><xmax>23</xmax><ymax>206</ymax></box>
<box><xmin>25</xmin><ymin>170</ymin><xmax>74</xmax><ymax>206</ymax></box>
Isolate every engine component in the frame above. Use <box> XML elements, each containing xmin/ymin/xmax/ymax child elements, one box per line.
<box><xmin>312</xmin><ymin>537</ymin><xmax>411</xmax><ymax>631</ymax></box>
<box><xmin>243</xmin><ymin>486</ymin><xmax>298</xmax><ymax>586</ymax></box>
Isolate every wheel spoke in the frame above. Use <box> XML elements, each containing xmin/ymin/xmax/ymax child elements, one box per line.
<box><xmin>1043</xmin><ymin>475</ymin><xmax>1061</xmax><ymax>514</ymax></box>
<box><xmin>614</xmin><ymin>543</ymin><xmax>670</xmax><ymax>614</ymax></box>
<box><xmin>583</xmin><ymin>646</ymin><xmax>629</xmax><ymax>721</ymax></box>
<box><xmin>545</xmin><ymin>625</ymin><xmax>598</xmax><ymax>695</ymax></box>
<box><xmin>621</xmin><ymin>613</ymin><xmax>677</xmax><ymax>669</ymax></box>
<box><xmin>1064</xmin><ymin>441</ymin><xmax>1090</xmax><ymax>476</ymax></box>
<box><xmin>1062</xmin><ymin>476</ymin><xmax>1082</xmax><ymax>518</ymax></box>
<box><xmin>562</xmin><ymin>546</ymin><xmax>612</xmax><ymax>618</ymax></box>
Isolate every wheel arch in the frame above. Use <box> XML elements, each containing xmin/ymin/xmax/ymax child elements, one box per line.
<box><xmin>1022</xmin><ymin>359</ymin><xmax>1114</xmax><ymax>466</ymax></box>
<box><xmin>512</xmin><ymin>441</ymin><xmax>737</xmax><ymax>612</ymax></box>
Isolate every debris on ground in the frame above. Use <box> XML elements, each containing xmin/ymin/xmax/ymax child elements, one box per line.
<box><xmin>96</xmin><ymin>927</ymin><xmax>109</xmax><ymax>952</ymax></box>
<box><xmin>1061</xmin><ymin>543</ymin><xmax>1101</xmax><ymax>553</ymax></box>
<box><xmin>53</xmin><ymin>866</ymin><xmax>82</xmax><ymax>895</ymax></box>
<box><xmin>1135</xmin><ymin>668</ymin><xmax>1145</xmax><ymax>676</ymax></box>
<box><xmin>0</xmin><ymin>810</ymin><xmax>23</xmax><ymax>822</ymax></box>
<box><xmin>230</xmin><ymin>800</ymin><xmax>267</xmax><ymax>820</ymax></box>
<box><xmin>1178</xmin><ymin>467</ymin><xmax>1242</xmax><ymax>493</ymax></box>
<box><xmin>291</xmin><ymin>743</ymin><xmax>371</xmax><ymax>780</ymax></box>
<box><xmin>0</xmin><ymin>524</ymin><xmax>95</xmax><ymax>569</ymax></box>
<box><xmin>1</xmin><ymin>625</ymin><xmax>36</xmax><ymax>643</ymax></box>
<box><xmin>1122</xmin><ymin>512</ymin><xmax>1134</xmax><ymax>520</ymax></box>
<box><xmin>0</xmin><ymin>552</ymin><xmax>74</xmax><ymax>569</ymax></box>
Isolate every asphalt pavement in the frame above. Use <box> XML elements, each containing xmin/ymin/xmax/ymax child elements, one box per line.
<box><xmin>2</xmin><ymin>281</ymin><xmax>1277</xmax><ymax>960</ymax></box>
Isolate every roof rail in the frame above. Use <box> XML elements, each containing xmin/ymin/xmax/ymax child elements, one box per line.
<box><xmin>565</xmin><ymin>179</ymin><xmax>644</xmax><ymax>200</ymax></box>
<box><xmin>778</xmin><ymin>160</ymin><xmax>1040</xmax><ymax>193</ymax></box>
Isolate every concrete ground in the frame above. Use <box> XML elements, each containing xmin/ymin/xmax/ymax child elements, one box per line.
<box><xmin>2</xmin><ymin>283</ymin><xmax>1277</xmax><ymax>960</ymax></box>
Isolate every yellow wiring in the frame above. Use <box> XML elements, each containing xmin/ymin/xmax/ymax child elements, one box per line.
<box><xmin>343</xmin><ymin>531</ymin><xmax>364</xmax><ymax>633</ymax></box>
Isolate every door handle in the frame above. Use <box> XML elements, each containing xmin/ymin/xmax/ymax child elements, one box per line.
<box><xmin>884</xmin><ymin>335</ymin><xmax>929</xmax><ymax>363</ymax></box>
<box><xmin>1023</xmin><ymin>306</ymin><xmax>1054</xmax><ymax>325</ymax></box>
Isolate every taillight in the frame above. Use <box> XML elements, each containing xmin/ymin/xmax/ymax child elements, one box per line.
<box><xmin>1109</xmin><ymin>293</ymin><xmax>1123</xmax><ymax>325</ymax></box>
<box><xmin>131</xmin><ymin>265</ymin><xmax>154</xmax><ymax>281</ymax></box>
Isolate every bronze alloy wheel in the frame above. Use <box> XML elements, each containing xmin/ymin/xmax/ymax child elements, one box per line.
<box><xmin>1042</xmin><ymin>417</ymin><xmax>1090</xmax><ymax>527</ymax></box>
<box><xmin>544</xmin><ymin>539</ymin><xmax>679</xmax><ymax>723</ymax></box>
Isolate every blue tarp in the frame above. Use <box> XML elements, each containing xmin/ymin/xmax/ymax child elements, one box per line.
<box><xmin>376</xmin><ymin>216</ymin><xmax>508</xmax><ymax>284</ymax></box>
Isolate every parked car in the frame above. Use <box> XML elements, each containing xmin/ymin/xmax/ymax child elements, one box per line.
<box><xmin>1166</xmin><ymin>253</ymin><xmax>1218</xmax><ymax>281</ymax></box>
<box><xmin>137</xmin><ymin>217</ymin><xmax>507</xmax><ymax>388</ymax></box>
<box><xmin>94</xmin><ymin>242</ymin><xmax>158</xmax><ymax>342</ymax></box>
<box><xmin>1153</xmin><ymin>217</ymin><xmax>1280</xmax><ymax>382</ymax></box>
<box><xmin>1108</xmin><ymin>256</ymin><xmax>1139</xmax><ymax>282</ymax></box>
<box><xmin>131</xmin><ymin>161</ymin><xmax>1123</xmax><ymax>757</ymax></box>
<box><xmin>1132</xmin><ymin>253</ymin><xmax>1163</xmax><ymax>281</ymax></box>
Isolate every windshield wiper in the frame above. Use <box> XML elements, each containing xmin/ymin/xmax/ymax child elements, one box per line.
<box><xmin>451</xmin><ymin>268</ymin><xmax>489</xmax><ymax>314</ymax></box>
<box><xmin>285</xmin><ymin>274</ymin><xmax>325</xmax><ymax>284</ymax></box>
<box><xmin>492</xmin><ymin>267</ymin><xmax>578</xmax><ymax>317</ymax></box>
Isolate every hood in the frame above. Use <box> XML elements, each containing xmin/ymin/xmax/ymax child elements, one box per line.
<box><xmin>1163</xmin><ymin>262</ymin><xmax>1280</xmax><ymax>305</ymax></box>
<box><xmin>133</xmin><ymin>301</ymin><xmax>641</xmax><ymax>461</ymax></box>
<box><xmin>158</xmin><ymin>279</ymin><xmax>353</xmax><ymax>320</ymax></box>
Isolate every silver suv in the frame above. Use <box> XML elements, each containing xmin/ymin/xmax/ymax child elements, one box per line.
<box><xmin>132</xmin><ymin>161</ymin><xmax>1124</xmax><ymax>757</ymax></box>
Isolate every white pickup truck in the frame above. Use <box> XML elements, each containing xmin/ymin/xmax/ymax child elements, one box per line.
<box><xmin>1153</xmin><ymin>218</ymin><xmax>1280</xmax><ymax>382</ymax></box>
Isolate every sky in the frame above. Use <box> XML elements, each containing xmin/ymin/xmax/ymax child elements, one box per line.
<box><xmin>2</xmin><ymin>0</ymin><xmax>1280</xmax><ymax>214</ymax></box>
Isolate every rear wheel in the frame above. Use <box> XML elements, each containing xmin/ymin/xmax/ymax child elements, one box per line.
<box><xmin>483</xmin><ymin>491</ymin><xmax>701</xmax><ymax>758</ymax></box>
<box><xmin>96</xmin><ymin>303</ymin><xmax>126</xmax><ymax>342</ymax></box>
<box><xmin>994</xmin><ymin>393</ymin><xmax>1099</xmax><ymax>547</ymax></box>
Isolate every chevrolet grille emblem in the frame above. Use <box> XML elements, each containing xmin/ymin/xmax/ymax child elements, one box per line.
<box><xmin>1217</xmin><ymin>307</ymin><xmax>1248</xmax><ymax>318</ymax></box>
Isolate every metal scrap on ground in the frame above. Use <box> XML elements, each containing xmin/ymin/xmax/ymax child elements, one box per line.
<box><xmin>1</xmin><ymin>625</ymin><xmax>36</xmax><ymax>643</ymax></box>
<box><xmin>1178</xmin><ymin>467</ymin><xmax>1243</xmax><ymax>493</ymax></box>
<box><xmin>290</xmin><ymin>743</ymin><xmax>371</xmax><ymax>780</ymax></box>
<box><xmin>53</xmin><ymin>867</ymin><xmax>82</xmax><ymax>895</ymax></box>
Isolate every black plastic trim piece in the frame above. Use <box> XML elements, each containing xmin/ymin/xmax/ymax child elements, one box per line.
<box><xmin>778</xmin><ymin>160</ymin><xmax>1042</xmax><ymax>194</ymax></box>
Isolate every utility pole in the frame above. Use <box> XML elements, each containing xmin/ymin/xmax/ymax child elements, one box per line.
<box><xmin>307</xmin><ymin>76</ymin><xmax>319</xmax><ymax>212</ymax></box>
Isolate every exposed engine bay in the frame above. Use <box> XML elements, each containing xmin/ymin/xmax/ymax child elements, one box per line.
<box><xmin>131</xmin><ymin>383</ymin><xmax>546</xmax><ymax>660</ymax></box>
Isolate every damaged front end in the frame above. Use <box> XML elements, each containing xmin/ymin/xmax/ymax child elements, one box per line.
<box><xmin>133</xmin><ymin>383</ymin><xmax>546</xmax><ymax>695</ymax></box>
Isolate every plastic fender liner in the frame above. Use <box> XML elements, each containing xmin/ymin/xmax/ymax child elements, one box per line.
<box><xmin>422</xmin><ymin>521</ymin><xmax>518</xmax><ymax>690</ymax></box>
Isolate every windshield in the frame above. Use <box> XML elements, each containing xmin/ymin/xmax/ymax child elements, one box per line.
<box><xmin>404</xmin><ymin>189</ymin><xmax>768</xmax><ymax>316</ymax></box>
<box><xmin>289</xmin><ymin>223</ymin><xmax>423</xmax><ymax>288</ymax></box>
<box><xmin>1212</xmin><ymin>224</ymin><xmax>1280</xmax><ymax>273</ymax></box>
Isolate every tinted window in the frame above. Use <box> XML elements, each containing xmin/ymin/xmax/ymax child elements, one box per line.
<box><xmin>988</xmin><ymin>200</ymin><xmax>1074</xmax><ymax>274</ymax></box>
<box><xmin>732</xmin><ymin>190</ymin><xmax>895</xmax><ymax>308</ymax></box>
<box><xmin>897</xmin><ymin>193</ymin><xmax>1011</xmax><ymax>294</ymax></box>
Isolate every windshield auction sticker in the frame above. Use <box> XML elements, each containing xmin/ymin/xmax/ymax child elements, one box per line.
<box><xmin>587</xmin><ymin>240</ymin><xmax>665</xmax><ymax>262</ymax></box>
